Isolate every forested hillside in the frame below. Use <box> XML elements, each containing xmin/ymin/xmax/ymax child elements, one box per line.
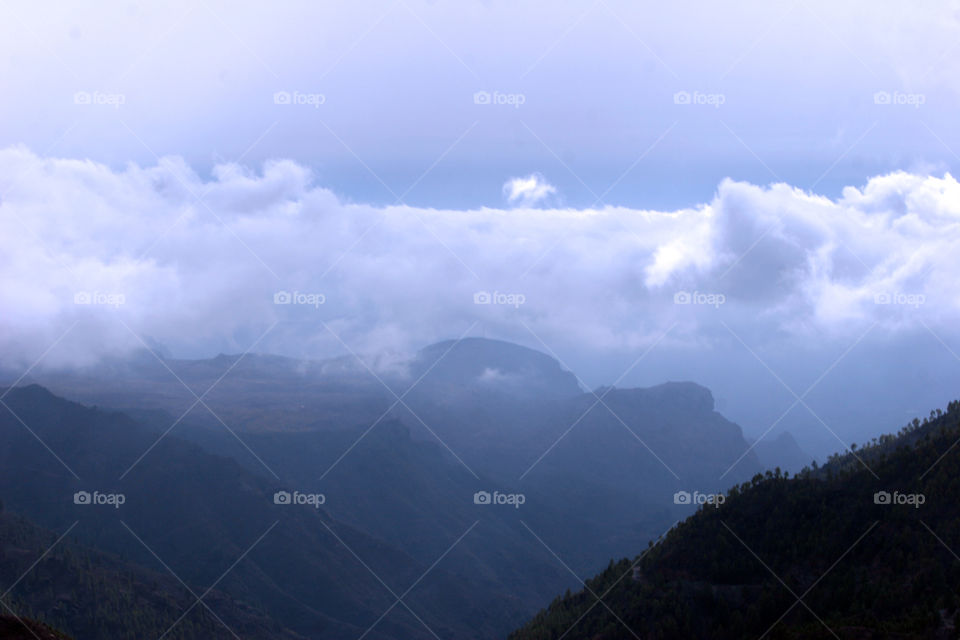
<box><xmin>0</xmin><ymin>503</ymin><xmax>299</xmax><ymax>639</ymax></box>
<box><xmin>511</xmin><ymin>400</ymin><xmax>960</xmax><ymax>639</ymax></box>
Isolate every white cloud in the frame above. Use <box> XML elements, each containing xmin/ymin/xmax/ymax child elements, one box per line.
<box><xmin>0</xmin><ymin>146</ymin><xmax>958</xmax><ymax>375</ymax></box>
<box><xmin>503</xmin><ymin>173</ymin><xmax>557</xmax><ymax>207</ymax></box>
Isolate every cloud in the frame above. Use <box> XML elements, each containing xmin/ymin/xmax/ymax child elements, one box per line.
<box><xmin>503</xmin><ymin>173</ymin><xmax>557</xmax><ymax>207</ymax></box>
<box><xmin>0</xmin><ymin>146</ymin><xmax>958</xmax><ymax>377</ymax></box>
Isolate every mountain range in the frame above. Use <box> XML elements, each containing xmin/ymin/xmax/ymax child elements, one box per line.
<box><xmin>0</xmin><ymin>338</ymin><xmax>814</xmax><ymax>638</ymax></box>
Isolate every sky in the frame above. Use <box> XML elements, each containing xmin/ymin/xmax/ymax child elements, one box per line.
<box><xmin>2</xmin><ymin>0</ymin><xmax>960</xmax><ymax>458</ymax></box>
<box><xmin>2</xmin><ymin>1</ymin><xmax>960</xmax><ymax>208</ymax></box>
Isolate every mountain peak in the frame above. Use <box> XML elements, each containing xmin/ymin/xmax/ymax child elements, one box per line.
<box><xmin>413</xmin><ymin>337</ymin><xmax>583</xmax><ymax>398</ymax></box>
<box><xmin>753</xmin><ymin>430</ymin><xmax>812</xmax><ymax>473</ymax></box>
<box><xmin>1</xmin><ymin>383</ymin><xmax>58</xmax><ymax>403</ymax></box>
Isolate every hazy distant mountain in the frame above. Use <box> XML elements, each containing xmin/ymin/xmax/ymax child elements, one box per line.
<box><xmin>7</xmin><ymin>350</ymin><xmax>392</xmax><ymax>432</ymax></box>
<box><xmin>511</xmin><ymin>382</ymin><xmax>763</xmax><ymax>571</ymax></box>
<box><xmin>409</xmin><ymin>338</ymin><xmax>583</xmax><ymax>400</ymax></box>
<box><xmin>7</xmin><ymin>338</ymin><xmax>767</xmax><ymax>578</ymax></box>
<box><xmin>752</xmin><ymin>431</ymin><xmax>813</xmax><ymax>474</ymax></box>
<box><xmin>0</xmin><ymin>504</ymin><xmax>297</xmax><ymax>639</ymax></box>
<box><xmin>0</xmin><ymin>385</ymin><xmax>532</xmax><ymax>639</ymax></box>
<box><xmin>11</xmin><ymin>337</ymin><xmax>584</xmax><ymax>434</ymax></box>
<box><xmin>1</xmin><ymin>339</ymin><xmax>776</xmax><ymax>636</ymax></box>
<box><xmin>140</xmin><ymin>411</ymin><xmax>579</xmax><ymax>636</ymax></box>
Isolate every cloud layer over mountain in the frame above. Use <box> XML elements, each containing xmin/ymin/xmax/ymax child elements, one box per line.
<box><xmin>1</xmin><ymin>145</ymin><xmax>957</xmax><ymax>372</ymax></box>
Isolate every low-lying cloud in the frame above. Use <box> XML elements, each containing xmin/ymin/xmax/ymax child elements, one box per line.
<box><xmin>0</xmin><ymin>145</ymin><xmax>958</xmax><ymax>380</ymax></box>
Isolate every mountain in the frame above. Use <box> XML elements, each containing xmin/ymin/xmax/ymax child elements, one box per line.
<box><xmin>407</xmin><ymin>338</ymin><xmax>583</xmax><ymax>400</ymax></box>
<box><xmin>0</xmin><ymin>502</ymin><xmax>298</xmax><ymax>639</ymax></box>
<box><xmin>135</xmin><ymin>410</ymin><xmax>579</xmax><ymax>636</ymax></box>
<box><xmin>509</xmin><ymin>399</ymin><xmax>960</xmax><ymax>639</ymax></box>
<box><xmin>508</xmin><ymin>382</ymin><xmax>764</xmax><ymax>572</ymax></box>
<box><xmin>752</xmin><ymin>431</ymin><xmax>812</xmax><ymax>474</ymax></box>
<box><xmin>395</xmin><ymin>339</ymin><xmax>589</xmax><ymax>480</ymax></box>
<box><xmin>10</xmin><ymin>337</ymin><xmax>583</xmax><ymax>434</ymax></box>
<box><xmin>0</xmin><ymin>616</ymin><xmax>71</xmax><ymax>639</ymax></box>
<box><xmin>0</xmin><ymin>385</ymin><xmax>545</xmax><ymax>639</ymax></box>
<box><xmin>7</xmin><ymin>350</ymin><xmax>391</xmax><ymax>432</ymax></box>
<box><xmin>7</xmin><ymin>338</ymin><xmax>766</xmax><ymax>579</ymax></box>
<box><xmin>172</xmin><ymin>376</ymin><xmax>763</xmax><ymax>580</ymax></box>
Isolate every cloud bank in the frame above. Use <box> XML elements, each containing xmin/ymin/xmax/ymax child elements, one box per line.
<box><xmin>0</xmin><ymin>145</ymin><xmax>958</xmax><ymax>377</ymax></box>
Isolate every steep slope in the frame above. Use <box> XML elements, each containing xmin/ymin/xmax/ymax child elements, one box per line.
<box><xmin>148</xmin><ymin>412</ymin><xmax>580</xmax><ymax>638</ymax></box>
<box><xmin>50</xmin><ymin>339</ymin><xmax>765</xmax><ymax>579</ymax></box>
<box><xmin>0</xmin><ymin>616</ymin><xmax>72</xmax><ymax>639</ymax></box>
<box><xmin>0</xmin><ymin>385</ymin><xmax>503</xmax><ymax>639</ymax></box>
<box><xmin>7</xmin><ymin>340</ymin><xmax>767</xmax><ymax>607</ymax></box>
<box><xmin>0</xmin><ymin>504</ymin><xmax>298</xmax><ymax>639</ymax></box>
<box><xmin>172</xmin><ymin>373</ymin><xmax>763</xmax><ymax>580</ymax></box>
<box><xmin>510</xmin><ymin>399</ymin><xmax>960</xmax><ymax>639</ymax></box>
<box><xmin>509</xmin><ymin>383</ymin><xmax>763</xmax><ymax>572</ymax></box>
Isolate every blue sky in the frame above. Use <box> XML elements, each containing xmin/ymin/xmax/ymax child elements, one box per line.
<box><xmin>1</xmin><ymin>1</ymin><xmax>958</xmax><ymax>209</ymax></box>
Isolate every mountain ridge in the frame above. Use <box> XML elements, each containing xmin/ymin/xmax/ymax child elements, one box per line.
<box><xmin>509</xmin><ymin>398</ymin><xmax>960</xmax><ymax>639</ymax></box>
